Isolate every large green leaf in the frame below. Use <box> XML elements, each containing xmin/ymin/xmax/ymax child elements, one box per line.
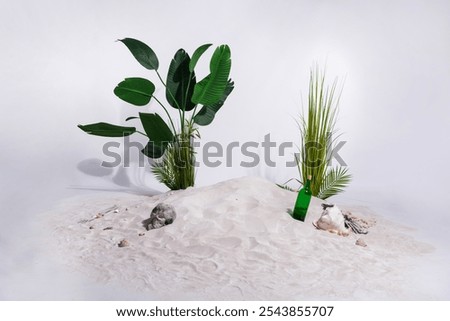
<box><xmin>166</xmin><ymin>49</ymin><xmax>196</xmax><ymax>111</ymax></box>
<box><xmin>114</xmin><ymin>77</ymin><xmax>155</xmax><ymax>106</ymax></box>
<box><xmin>191</xmin><ymin>45</ymin><xmax>231</xmax><ymax>106</ymax></box>
<box><xmin>139</xmin><ymin>113</ymin><xmax>173</xmax><ymax>143</ymax></box>
<box><xmin>78</xmin><ymin>123</ymin><xmax>136</xmax><ymax>137</ymax></box>
<box><xmin>141</xmin><ymin>141</ymin><xmax>168</xmax><ymax>159</ymax></box>
<box><xmin>139</xmin><ymin>113</ymin><xmax>173</xmax><ymax>159</ymax></box>
<box><xmin>118</xmin><ymin>38</ymin><xmax>159</xmax><ymax>70</ymax></box>
<box><xmin>194</xmin><ymin>79</ymin><xmax>234</xmax><ymax>126</ymax></box>
<box><xmin>189</xmin><ymin>43</ymin><xmax>212</xmax><ymax>72</ymax></box>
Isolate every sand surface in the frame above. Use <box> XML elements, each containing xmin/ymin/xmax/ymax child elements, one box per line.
<box><xmin>42</xmin><ymin>176</ymin><xmax>435</xmax><ymax>300</ymax></box>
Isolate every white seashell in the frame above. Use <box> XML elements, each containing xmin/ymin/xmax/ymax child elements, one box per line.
<box><xmin>313</xmin><ymin>204</ymin><xmax>350</xmax><ymax>236</ymax></box>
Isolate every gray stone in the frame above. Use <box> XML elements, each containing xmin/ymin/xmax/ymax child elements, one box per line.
<box><xmin>146</xmin><ymin>203</ymin><xmax>176</xmax><ymax>230</ymax></box>
<box><xmin>118</xmin><ymin>239</ymin><xmax>129</xmax><ymax>247</ymax></box>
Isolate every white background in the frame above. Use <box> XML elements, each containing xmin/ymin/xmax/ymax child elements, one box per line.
<box><xmin>1</xmin><ymin>0</ymin><xmax>449</xmax><ymax>299</ymax></box>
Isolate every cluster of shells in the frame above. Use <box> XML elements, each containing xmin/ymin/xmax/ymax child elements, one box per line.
<box><xmin>313</xmin><ymin>204</ymin><xmax>376</xmax><ymax>247</ymax></box>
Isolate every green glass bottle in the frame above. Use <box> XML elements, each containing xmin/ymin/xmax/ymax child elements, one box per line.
<box><xmin>293</xmin><ymin>175</ymin><xmax>312</xmax><ymax>221</ymax></box>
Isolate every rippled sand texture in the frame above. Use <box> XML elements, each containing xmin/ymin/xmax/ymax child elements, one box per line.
<box><xmin>44</xmin><ymin>177</ymin><xmax>433</xmax><ymax>300</ymax></box>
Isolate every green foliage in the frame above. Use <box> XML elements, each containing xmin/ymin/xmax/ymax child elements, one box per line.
<box><xmin>78</xmin><ymin>123</ymin><xmax>136</xmax><ymax>137</ymax></box>
<box><xmin>78</xmin><ymin>38</ymin><xmax>233</xmax><ymax>190</ymax></box>
<box><xmin>275</xmin><ymin>183</ymin><xmax>298</xmax><ymax>192</ymax></box>
<box><xmin>138</xmin><ymin>112</ymin><xmax>174</xmax><ymax>157</ymax></box>
<box><xmin>151</xmin><ymin>122</ymin><xmax>197</xmax><ymax>190</ymax></box>
<box><xmin>114</xmin><ymin>77</ymin><xmax>155</xmax><ymax>106</ymax></box>
<box><xmin>189</xmin><ymin>44</ymin><xmax>212</xmax><ymax>72</ymax></box>
<box><xmin>194</xmin><ymin>80</ymin><xmax>234</xmax><ymax>126</ymax></box>
<box><xmin>139</xmin><ymin>113</ymin><xmax>173</xmax><ymax>143</ymax></box>
<box><xmin>297</xmin><ymin>65</ymin><xmax>351</xmax><ymax>199</ymax></box>
<box><xmin>141</xmin><ymin>141</ymin><xmax>169</xmax><ymax>159</ymax></box>
<box><xmin>317</xmin><ymin>167</ymin><xmax>352</xmax><ymax>199</ymax></box>
<box><xmin>118</xmin><ymin>38</ymin><xmax>159</xmax><ymax>70</ymax></box>
<box><xmin>166</xmin><ymin>49</ymin><xmax>196</xmax><ymax>111</ymax></box>
<box><xmin>279</xmin><ymin>65</ymin><xmax>351</xmax><ymax>199</ymax></box>
<box><xmin>191</xmin><ymin>45</ymin><xmax>232</xmax><ymax>106</ymax></box>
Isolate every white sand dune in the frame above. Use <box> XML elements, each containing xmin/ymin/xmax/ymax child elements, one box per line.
<box><xmin>42</xmin><ymin>176</ymin><xmax>434</xmax><ymax>300</ymax></box>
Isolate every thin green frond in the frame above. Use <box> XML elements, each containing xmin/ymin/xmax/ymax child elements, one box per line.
<box><xmin>276</xmin><ymin>184</ymin><xmax>298</xmax><ymax>192</ymax></box>
<box><xmin>151</xmin><ymin>142</ymin><xmax>177</xmax><ymax>190</ymax></box>
<box><xmin>151</xmin><ymin>121</ymin><xmax>196</xmax><ymax>190</ymax></box>
<box><xmin>317</xmin><ymin>167</ymin><xmax>352</xmax><ymax>199</ymax></box>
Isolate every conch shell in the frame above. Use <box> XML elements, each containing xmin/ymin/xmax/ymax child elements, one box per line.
<box><xmin>313</xmin><ymin>204</ymin><xmax>350</xmax><ymax>236</ymax></box>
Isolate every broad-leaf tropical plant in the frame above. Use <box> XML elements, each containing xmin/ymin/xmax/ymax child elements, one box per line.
<box><xmin>78</xmin><ymin>38</ymin><xmax>234</xmax><ymax>190</ymax></box>
<box><xmin>279</xmin><ymin>65</ymin><xmax>351</xmax><ymax>199</ymax></box>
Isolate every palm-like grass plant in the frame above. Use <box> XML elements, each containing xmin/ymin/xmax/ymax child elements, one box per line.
<box><xmin>281</xmin><ymin>65</ymin><xmax>351</xmax><ymax>199</ymax></box>
<box><xmin>151</xmin><ymin>121</ymin><xmax>198</xmax><ymax>190</ymax></box>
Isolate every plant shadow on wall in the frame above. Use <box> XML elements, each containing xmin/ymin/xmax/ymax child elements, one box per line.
<box><xmin>78</xmin><ymin>38</ymin><xmax>234</xmax><ymax>190</ymax></box>
<box><xmin>279</xmin><ymin>65</ymin><xmax>352</xmax><ymax>199</ymax></box>
<box><xmin>75</xmin><ymin>158</ymin><xmax>160</xmax><ymax>196</ymax></box>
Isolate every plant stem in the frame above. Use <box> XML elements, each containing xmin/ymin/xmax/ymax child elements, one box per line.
<box><xmin>155</xmin><ymin>70</ymin><xmax>183</xmax><ymax>134</ymax></box>
<box><xmin>189</xmin><ymin>105</ymin><xmax>198</xmax><ymax>127</ymax></box>
<box><xmin>181</xmin><ymin>72</ymin><xmax>196</xmax><ymax>135</ymax></box>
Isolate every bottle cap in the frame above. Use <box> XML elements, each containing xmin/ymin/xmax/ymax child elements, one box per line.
<box><xmin>307</xmin><ymin>175</ymin><xmax>312</xmax><ymax>180</ymax></box>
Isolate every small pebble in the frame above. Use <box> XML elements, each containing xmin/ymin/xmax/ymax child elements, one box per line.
<box><xmin>118</xmin><ymin>239</ymin><xmax>129</xmax><ymax>247</ymax></box>
<box><xmin>89</xmin><ymin>226</ymin><xmax>94</xmax><ymax>230</ymax></box>
<box><xmin>138</xmin><ymin>232</ymin><xmax>145</xmax><ymax>236</ymax></box>
<box><xmin>103</xmin><ymin>227</ymin><xmax>113</xmax><ymax>230</ymax></box>
<box><xmin>113</xmin><ymin>209</ymin><xmax>119</xmax><ymax>213</ymax></box>
<box><xmin>356</xmin><ymin>238</ymin><xmax>367</xmax><ymax>247</ymax></box>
